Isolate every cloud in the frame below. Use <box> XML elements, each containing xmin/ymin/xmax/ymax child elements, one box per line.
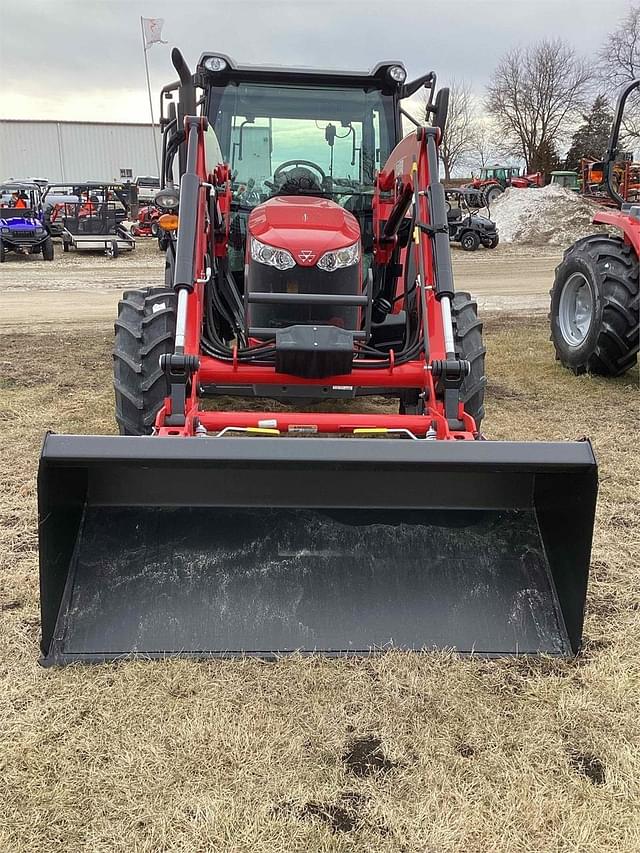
<box><xmin>0</xmin><ymin>0</ymin><xmax>629</xmax><ymax>121</ymax></box>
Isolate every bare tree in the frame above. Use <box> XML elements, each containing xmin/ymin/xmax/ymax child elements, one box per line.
<box><xmin>439</xmin><ymin>81</ymin><xmax>475</xmax><ymax>180</ymax></box>
<box><xmin>417</xmin><ymin>80</ymin><xmax>475</xmax><ymax>179</ymax></box>
<box><xmin>486</xmin><ymin>39</ymin><xmax>591</xmax><ymax>172</ymax></box>
<box><xmin>467</xmin><ymin>119</ymin><xmax>501</xmax><ymax>174</ymax></box>
<box><xmin>598</xmin><ymin>5</ymin><xmax>640</xmax><ymax>140</ymax></box>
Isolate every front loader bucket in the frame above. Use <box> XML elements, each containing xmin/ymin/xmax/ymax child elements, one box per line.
<box><xmin>38</xmin><ymin>435</ymin><xmax>597</xmax><ymax>665</ymax></box>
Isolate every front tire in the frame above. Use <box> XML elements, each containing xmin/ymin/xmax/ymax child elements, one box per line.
<box><xmin>460</xmin><ymin>230</ymin><xmax>480</xmax><ymax>252</ymax></box>
<box><xmin>482</xmin><ymin>234</ymin><xmax>499</xmax><ymax>249</ymax></box>
<box><xmin>0</xmin><ymin>241</ymin><xmax>5</xmax><ymax>263</ymax></box>
<box><xmin>42</xmin><ymin>236</ymin><xmax>54</xmax><ymax>261</ymax></box>
<box><xmin>113</xmin><ymin>287</ymin><xmax>177</xmax><ymax>435</ymax></box>
<box><xmin>550</xmin><ymin>234</ymin><xmax>639</xmax><ymax>376</ymax></box>
<box><xmin>452</xmin><ymin>291</ymin><xmax>486</xmax><ymax>429</ymax></box>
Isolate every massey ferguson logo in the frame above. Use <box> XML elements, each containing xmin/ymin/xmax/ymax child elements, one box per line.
<box><xmin>298</xmin><ymin>250</ymin><xmax>316</xmax><ymax>263</ymax></box>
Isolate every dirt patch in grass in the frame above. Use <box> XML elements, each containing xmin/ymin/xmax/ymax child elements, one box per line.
<box><xmin>568</xmin><ymin>751</ymin><xmax>607</xmax><ymax>786</ymax></box>
<box><xmin>342</xmin><ymin>736</ymin><xmax>397</xmax><ymax>777</ymax></box>
<box><xmin>1</xmin><ymin>316</ymin><xmax>639</xmax><ymax>852</ymax></box>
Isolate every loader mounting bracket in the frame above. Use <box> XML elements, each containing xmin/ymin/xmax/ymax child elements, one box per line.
<box><xmin>432</xmin><ymin>358</ymin><xmax>470</xmax><ymax>426</ymax></box>
<box><xmin>160</xmin><ymin>353</ymin><xmax>200</xmax><ymax>426</ymax></box>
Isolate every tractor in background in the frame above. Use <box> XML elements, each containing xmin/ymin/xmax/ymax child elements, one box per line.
<box><xmin>550</xmin><ymin>171</ymin><xmax>580</xmax><ymax>192</ymax></box>
<box><xmin>463</xmin><ymin>164</ymin><xmax>544</xmax><ymax>206</ymax></box>
<box><xmin>551</xmin><ymin>79</ymin><xmax>640</xmax><ymax>376</ymax></box>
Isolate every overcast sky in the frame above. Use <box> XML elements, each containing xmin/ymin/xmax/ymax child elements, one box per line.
<box><xmin>0</xmin><ymin>0</ymin><xmax>632</xmax><ymax>123</ymax></box>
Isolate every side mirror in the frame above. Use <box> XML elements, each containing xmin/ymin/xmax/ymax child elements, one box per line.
<box><xmin>433</xmin><ymin>88</ymin><xmax>450</xmax><ymax>136</ymax></box>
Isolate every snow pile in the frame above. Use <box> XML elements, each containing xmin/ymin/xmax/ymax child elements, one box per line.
<box><xmin>489</xmin><ymin>185</ymin><xmax>603</xmax><ymax>246</ymax></box>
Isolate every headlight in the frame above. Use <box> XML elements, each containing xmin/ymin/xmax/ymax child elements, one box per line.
<box><xmin>0</xmin><ymin>227</ymin><xmax>9</xmax><ymax>235</ymax></box>
<box><xmin>203</xmin><ymin>56</ymin><xmax>228</xmax><ymax>73</ymax></box>
<box><xmin>388</xmin><ymin>65</ymin><xmax>407</xmax><ymax>84</ymax></box>
<box><xmin>250</xmin><ymin>237</ymin><xmax>295</xmax><ymax>270</ymax></box>
<box><xmin>317</xmin><ymin>241</ymin><xmax>359</xmax><ymax>272</ymax></box>
<box><xmin>154</xmin><ymin>188</ymin><xmax>179</xmax><ymax>210</ymax></box>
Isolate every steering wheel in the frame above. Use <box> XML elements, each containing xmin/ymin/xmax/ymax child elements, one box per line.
<box><xmin>273</xmin><ymin>160</ymin><xmax>326</xmax><ymax>190</ymax></box>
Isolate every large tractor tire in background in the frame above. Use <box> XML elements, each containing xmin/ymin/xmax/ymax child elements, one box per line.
<box><xmin>452</xmin><ymin>291</ymin><xmax>486</xmax><ymax>428</ymax></box>
<box><xmin>483</xmin><ymin>184</ymin><xmax>504</xmax><ymax>206</ymax></box>
<box><xmin>550</xmin><ymin>234</ymin><xmax>639</xmax><ymax>376</ymax></box>
<box><xmin>113</xmin><ymin>287</ymin><xmax>177</xmax><ymax>435</ymax></box>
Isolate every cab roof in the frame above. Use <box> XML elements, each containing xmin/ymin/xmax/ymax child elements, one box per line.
<box><xmin>196</xmin><ymin>53</ymin><xmax>410</xmax><ymax>95</ymax></box>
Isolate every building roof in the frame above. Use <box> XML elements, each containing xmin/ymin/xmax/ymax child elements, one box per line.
<box><xmin>0</xmin><ymin>119</ymin><xmax>159</xmax><ymax>128</ymax></box>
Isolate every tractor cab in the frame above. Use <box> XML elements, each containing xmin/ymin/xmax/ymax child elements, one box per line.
<box><xmin>195</xmin><ymin>55</ymin><xmax>410</xmax><ymax>284</ymax></box>
<box><xmin>159</xmin><ymin>52</ymin><xmax>444</xmax><ymax>342</ymax></box>
<box><xmin>550</xmin><ymin>171</ymin><xmax>580</xmax><ymax>191</ymax></box>
<box><xmin>479</xmin><ymin>165</ymin><xmax>521</xmax><ymax>186</ymax></box>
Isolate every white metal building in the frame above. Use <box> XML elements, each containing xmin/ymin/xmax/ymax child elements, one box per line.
<box><xmin>0</xmin><ymin>120</ymin><xmax>162</xmax><ymax>183</ymax></box>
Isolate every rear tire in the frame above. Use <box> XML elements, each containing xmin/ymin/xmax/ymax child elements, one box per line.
<box><xmin>451</xmin><ymin>291</ymin><xmax>486</xmax><ymax>428</ymax></box>
<box><xmin>62</xmin><ymin>239</ymin><xmax>70</xmax><ymax>253</ymax></box>
<box><xmin>484</xmin><ymin>185</ymin><xmax>503</xmax><ymax>205</ymax></box>
<box><xmin>550</xmin><ymin>234</ymin><xmax>639</xmax><ymax>376</ymax></box>
<box><xmin>42</xmin><ymin>236</ymin><xmax>54</xmax><ymax>261</ymax></box>
<box><xmin>113</xmin><ymin>287</ymin><xmax>177</xmax><ymax>435</ymax></box>
<box><xmin>106</xmin><ymin>240</ymin><xmax>119</xmax><ymax>259</ymax></box>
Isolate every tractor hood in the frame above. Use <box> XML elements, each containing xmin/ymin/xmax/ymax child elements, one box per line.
<box><xmin>248</xmin><ymin>196</ymin><xmax>360</xmax><ymax>267</ymax></box>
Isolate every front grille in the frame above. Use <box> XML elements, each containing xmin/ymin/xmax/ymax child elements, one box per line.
<box><xmin>246</xmin><ymin>262</ymin><xmax>361</xmax><ymax>337</ymax></box>
<box><xmin>9</xmin><ymin>230</ymin><xmax>36</xmax><ymax>239</ymax></box>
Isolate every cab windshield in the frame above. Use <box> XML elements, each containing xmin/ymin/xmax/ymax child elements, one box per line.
<box><xmin>207</xmin><ymin>82</ymin><xmax>396</xmax><ymax>209</ymax></box>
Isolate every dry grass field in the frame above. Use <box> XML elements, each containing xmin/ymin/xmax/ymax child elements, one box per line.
<box><xmin>1</xmin><ymin>315</ymin><xmax>639</xmax><ymax>852</ymax></box>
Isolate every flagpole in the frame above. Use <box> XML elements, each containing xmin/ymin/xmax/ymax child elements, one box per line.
<box><xmin>140</xmin><ymin>17</ymin><xmax>161</xmax><ymax>176</ymax></box>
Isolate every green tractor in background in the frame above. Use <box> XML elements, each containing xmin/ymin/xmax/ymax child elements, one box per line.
<box><xmin>550</xmin><ymin>171</ymin><xmax>580</xmax><ymax>192</ymax></box>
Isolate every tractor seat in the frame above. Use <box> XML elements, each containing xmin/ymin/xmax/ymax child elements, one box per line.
<box><xmin>447</xmin><ymin>207</ymin><xmax>463</xmax><ymax>222</ymax></box>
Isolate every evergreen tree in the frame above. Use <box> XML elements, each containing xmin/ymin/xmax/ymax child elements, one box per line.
<box><xmin>531</xmin><ymin>139</ymin><xmax>561</xmax><ymax>175</ymax></box>
<box><xmin>565</xmin><ymin>96</ymin><xmax>613</xmax><ymax>170</ymax></box>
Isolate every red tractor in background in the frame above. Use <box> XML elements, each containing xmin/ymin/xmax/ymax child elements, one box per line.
<box><xmin>463</xmin><ymin>164</ymin><xmax>545</xmax><ymax>206</ymax></box>
<box><xmin>551</xmin><ymin>79</ymin><xmax>640</xmax><ymax>377</ymax></box>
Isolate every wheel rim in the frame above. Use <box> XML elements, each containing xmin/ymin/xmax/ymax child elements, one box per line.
<box><xmin>558</xmin><ymin>272</ymin><xmax>594</xmax><ymax>346</ymax></box>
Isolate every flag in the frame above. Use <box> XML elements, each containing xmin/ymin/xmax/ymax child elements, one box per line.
<box><xmin>142</xmin><ymin>17</ymin><xmax>167</xmax><ymax>49</ymax></box>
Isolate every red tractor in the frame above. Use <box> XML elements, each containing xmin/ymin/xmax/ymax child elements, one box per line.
<box><xmin>551</xmin><ymin>79</ymin><xmax>639</xmax><ymax>376</ymax></box>
<box><xmin>463</xmin><ymin>165</ymin><xmax>544</xmax><ymax>206</ymax></box>
<box><xmin>37</xmin><ymin>50</ymin><xmax>597</xmax><ymax>665</ymax></box>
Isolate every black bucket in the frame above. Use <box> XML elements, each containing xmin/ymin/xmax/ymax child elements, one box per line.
<box><xmin>38</xmin><ymin>434</ymin><xmax>597</xmax><ymax>664</ymax></box>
